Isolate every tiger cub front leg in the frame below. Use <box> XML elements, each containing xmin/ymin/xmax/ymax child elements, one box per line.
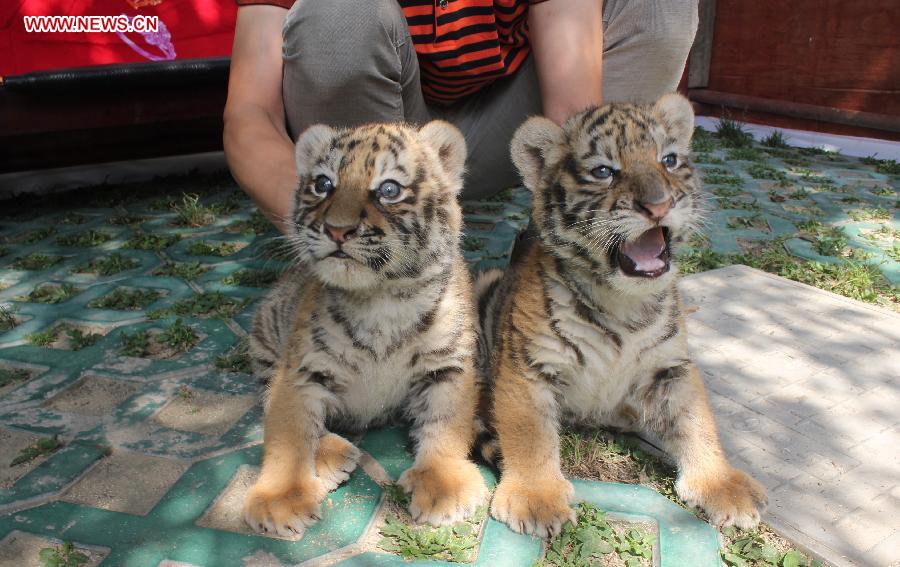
<box><xmin>491</xmin><ymin>367</ymin><xmax>575</xmax><ymax>538</ymax></box>
<box><xmin>642</xmin><ymin>363</ymin><xmax>767</xmax><ymax>528</ymax></box>
<box><xmin>243</xmin><ymin>368</ymin><xmax>331</xmax><ymax>537</ymax></box>
<box><xmin>399</xmin><ymin>366</ymin><xmax>488</xmax><ymax>526</ymax></box>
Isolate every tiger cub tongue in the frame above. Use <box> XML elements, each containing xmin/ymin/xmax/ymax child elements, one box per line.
<box><xmin>621</xmin><ymin>227</ymin><xmax>666</xmax><ymax>271</ymax></box>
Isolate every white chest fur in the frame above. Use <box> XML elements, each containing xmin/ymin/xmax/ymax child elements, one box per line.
<box><xmin>530</xmin><ymin>277</ymin><xmax>687</xmax><ymax>424</ymax></box>
<box><xmin>298</xmin><ymin>280</ymin><xmax>461</xmax><ymax>428</ymax></box>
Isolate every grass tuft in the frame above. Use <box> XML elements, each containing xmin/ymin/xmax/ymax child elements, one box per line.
<box><xmin>761</xmin><ymin>131</ymin><xmax>789</xmax><ymax>148</ymax></box>
<box><xmin>227</xmin><ymin>211</ymin><xmax>273</xmax><ymax>236</ymax></box>
<box><xmin>11</xmin><ymin>254</ymin><xmax>63</xmax><ymax>271</ymax></box>
<box><xmin>703</xmin><ymin>173</ymin><xmax>744</xmax><ymax>187</ymax></box>
<box><xmin>123</xmin><ymin>232</ymin><xmax>180</xmax><ymax>251</ymax></box>
<box><xmin>108</xmin><ymin>207</ymin><xmax>145</xmax><ymax>226</ymax></box>
<box><xmin>11</xmin><ymin>435</ymin><xmax>62</xmax><ymax>466</ymax></box>
<box><xmin>119</xmin><ymin>330</ymin><xmax>151</xmax><ymax>357</ymax></box>
<box><xmin>847</xmin><ymin>208</ymin><xmax>890</xmax><ymax>222</ymax></box>
<box><xmin>153</xmin><ymin>261</ymin><xmax>210</xmax><ymax>280</ymax></box>
<box><xmin>184</xmin><ymin>240</ymin><xmax>242</xmax><ymax>257</ymax></box>
<box><xmin>73</xmin><ymin>253</ymin><xmax>139</xmax><ymax>276</ymax></box>
<box><xmin>0</xmin><ymin>368</ymin><xmax>31</xmax><ymax>388</ymax></box>
<box><xmin>172</xmin><ymin>193</ymin><xmax>218</xmax><ymax>227</ymax></box>
<box><xmin>861</xmin><ymin>155</ymin><xmax>900</xmax><ymax>175</ymax></box>
<box><xmin>678</xmin><ymin>239</ymin><xmax>898</xmax><ymax>310</ymax></box>
<box><xmin>746</xmin><ymin>164</ymin><xmax>788</xmax><ymax>183</ymax></box>
<box><xmin>38</xmin><ymin>541</ymin><xmax>90</xmax><ymax>567</ymax></box>
<box><xmin>25</xmin><ymin>283</ymin><xmax>79</xmax><ymax>304</ymax></box>
<box><xmin>691</xmin><ymin>126</ymin><xmax>716</xmax><ymax>153</ymax></box>
<box><xmin>119</xmin><ymin>320</ymin><xmax>198</xmax><ymax>357</ymax></box>
<box><xmin>215</xmin><ymin>338</ymin><xmax>252</xmax><ymax>374</ymax></box>
<box><xmin>727</xmin><ymin>147</ymin><xmax>765</xmax><ymax>162</ymax></box>
<box><xmin>0</xmin><ymin>304</ymin><xmax>19</xmax><ymax>332</ymax></box>
<box><xmin>378</xmin><ymin>507</ymin><xmax>485</xmax><ymax>563</ymax></box>
<box><xmin>720</xmin><ymin>526</ymin><xmax>824</xmax><ymax>567</ymax></box>
<box><xmin>56</xmin><ymin>229</ymin><xmax>112</xmax><ymax>247</ymax></box>
<box><xmin>66</xmin><ymin>328</ymin><xmax>101</xmax><ymax>350</ymax></box>
<box><xmin>222</xmin><ymin>268</ymin><xmax>278</xmax><ymax>287</ymax></box>
<box><xmin>538</xmin><ymin>502</ymin><xmax>654</xmax><ymax>567</ymax></box>
<box><xmin>89</xmin><ymin>288</ymin><xmax>162</xmax><ymax>310</ymax></box>
<box><xmin>148</xmin><ymin>291</ymin><xmax>248</xmax><ymax>319</ymax></box>
<box><xmin>715</xmin><ymin>116</ymin><xmax>753</xmax><ymax>148</ymax></box>
<box><xmin>16</xmin><ymin>227</ymin><xmax>57</xmax><ymax>244</ymax></box>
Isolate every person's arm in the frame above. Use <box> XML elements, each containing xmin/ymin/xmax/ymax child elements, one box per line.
<box><xmin>528</xmin><ymin>0</ymin><xmax>604</xmax><ymax>125</ymax></box>
<box><xmin>224</xmin><ymin>5</ymin><xmax>296</xmax><ymax>233</ymax></box>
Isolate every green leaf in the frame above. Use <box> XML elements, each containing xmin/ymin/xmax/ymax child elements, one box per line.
<box><xmin>452</xmin><ymin>522</ymin><xmax>473</xmax><ymax>537</ymax></box>
<box><xmin>761</xmin><ymin>544</ymin><xmax>780</xmax><ymax>563</ymax></box>
<box><xmin>723</xmin><ymin>552</ymin><xmax>749</xmax><ymax>567</ymax></box>
<box><xmin>721</xmin><ymin>526</ymin><xmax>738</xmax><ymax>538</ymax></box>
<box><xmin>782</xmin><ymin>550</ymin><xmax>804</xmax><ymax>567</ymax></box>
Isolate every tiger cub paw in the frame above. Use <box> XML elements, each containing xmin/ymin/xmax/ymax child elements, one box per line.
<box><xmin>491</xmin><ymin>475</ymin><xmax>575</xmax><ymax>538</ymax></box>
<box><xmin>315</xmin><ymin>433</ymin><xmax>361</xmax><ymax>491</ymax></box>
<box><xmin>243</xmin><ymin>477</ymin><xmax>327</xmax><ymax>538</ymax></box>
<box><xmin>677</xmin><ymin>466</ymin><xmax>768</xmax><ymax>529</ymax></box>
<box><xmin>398</xmin><ymin>458</ymin><xmax>488</xmax><ymax>526</ymax></box>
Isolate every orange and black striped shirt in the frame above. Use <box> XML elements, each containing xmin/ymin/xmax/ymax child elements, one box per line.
<box><xmin>236</xmin><ymin>0</ymin><xmax>533</xmax><ymax>105</ymax></box>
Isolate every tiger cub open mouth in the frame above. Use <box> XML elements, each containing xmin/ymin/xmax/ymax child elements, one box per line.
<box><xmin>614</xmin><ymin>226</ymin><xmax>671</xmax><ymax>278</ymax></box>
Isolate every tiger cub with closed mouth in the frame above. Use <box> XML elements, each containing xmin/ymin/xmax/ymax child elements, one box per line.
<box><xmin>477</xmin><ymin>94</ymin><xmax>767</xmax><ymax>537</ymax></box>
<box><xmin>243</xmin><ymin>121</ymin><xmax>487</xmax><ymax>537</ymax></box>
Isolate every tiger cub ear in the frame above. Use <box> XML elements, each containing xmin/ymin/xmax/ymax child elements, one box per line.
<box><xmin>653</xmin><ymin>93</ymin><xmax>695</xmax><ymax>148</ymax></box>
<box><xmin>294</xmin><ymin>124</ymin><xmax>337</xmax><ymax>174</ymax></box>
<box><xmin>510</xmin><ymin>116</ymin><xmax>565</xmax><ymax>191</ymax></box>
<box><xmin>419</xmin><ymin>120</ymin><xmax>467</xmax><ymax>192</ymax></box>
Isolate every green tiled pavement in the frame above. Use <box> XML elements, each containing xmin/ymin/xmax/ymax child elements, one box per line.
<box><xmin>0</xmin><ymin>138</ymin><xmax>895</xmax><ymax>565</ymax></box>
<box><xmin>691</xmin><ymin>140</ymin><xmax>899</xmax><ymax>285</ymax></box>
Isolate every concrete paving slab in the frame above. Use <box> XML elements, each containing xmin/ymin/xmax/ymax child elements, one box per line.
<box><xmin>45</xmin><ymin>376</ymin><xmax>140</xmax><ymax>416</ymax></box>
<box><xmin>61</xmin><ymin>451</ymin><xmax>188</xmax><ymax>515</ymax></box>
<box><xmin>152</xmin><ymin>388</ymin><xmax>255</xmax><ymax>437</ymax></box>
<box><xmin>681</xmin><ymin>265</ymin><xmax>900</xmax><ymax>567</ymax></box>
<box><xmin>0</xmin><ymin>428</ymin><xmax>47</xmax><ymax>489</ymax></box>
<box><xmin>0</xmin><ymin>531</ymin><xmax>107</xmax><ymax>567</ymax></box>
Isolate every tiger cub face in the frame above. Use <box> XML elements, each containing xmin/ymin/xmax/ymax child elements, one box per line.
<box><xmin>511</xmin><ymin>94</ymin><xmax>703</xmax><ymax>296</ymax></box>
<box><xmin>288</xmin><ymin>121</ymin><xmax>467</xmax><ymax>290</ymax></box>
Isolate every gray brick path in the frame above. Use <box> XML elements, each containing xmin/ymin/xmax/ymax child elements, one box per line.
<box><xmin>680</xmin><ymin>265</ymin><xmax>899</xmax><ymax>567</ymax></box>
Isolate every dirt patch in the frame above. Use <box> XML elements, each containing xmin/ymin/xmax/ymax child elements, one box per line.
<box><xmin>736</xmin><ymin>238</ymin><xmax>770</xmax><ymax>255</ymax></box>
<box><xmin>45</xmin><ymin>376</ymin><xmax>140</xmax><ymax>416</ymax></box>
<box><xmin>0</xmin><ymin>531</ymin><xmax>107</xmax><ymax>567</ymax></box>
<box><xmin>43</xmin><ymin>323</ymin><xmax>110</xmax><ymax>351</ymax></box>
<box><xmin>61</xmin><ymin>450</ymin><xmax>188</xmax><ymax>515</ymax></box>
<box><xmin>0</xmin><ymin>428</ymin><xmax>48</xmax><ymax>488</ymax></box>
<box><xmin>152</xmin><ymin>388</ymin><xmax>255</xmax><ymax>436</ymax></box>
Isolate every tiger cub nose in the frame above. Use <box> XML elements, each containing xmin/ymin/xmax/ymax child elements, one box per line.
<box><xmin>325</xmin><ymin>224</ymin><xmax>358</xmax><ymax>243</ymax></box>
<box><xmin>635</xmin><ymin>197</ymin><xmax>674</xmax><ymax>220</ymax></box>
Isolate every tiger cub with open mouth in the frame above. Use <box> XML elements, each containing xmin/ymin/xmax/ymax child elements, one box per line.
<box><xmin>243</xmin><ymin>121</ymin><xmax>487</xmax><ymax>537</ymax></box>
<box><xmin>477</xmin><ymin>94</ymin><xmax>767</xmax><ymax>537</ymax></box>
